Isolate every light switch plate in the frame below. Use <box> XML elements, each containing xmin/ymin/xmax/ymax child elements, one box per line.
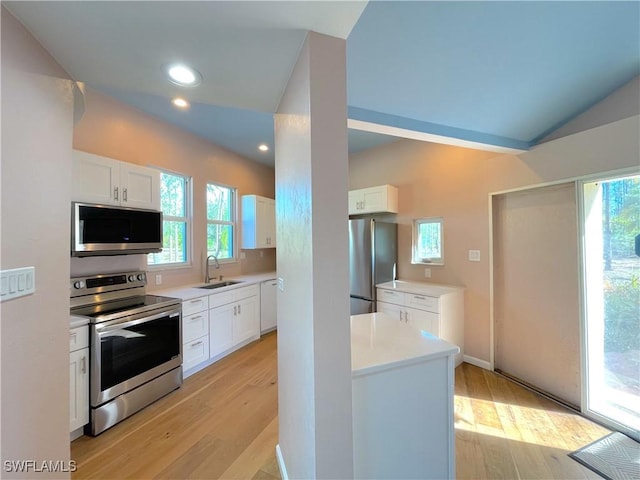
<box><xmin>278</xmin><ymin>277</ymin><xmax>285</xmax><ymax>292</ymax></box>
<box><xmin>469</xmin><ymin>250</ymin><xmax>481</xmax><ymax>262</ymax></box>
<box><xmin>424</xmin><ymin>268</ymin><xmax>431</xmax><ymax>278</ymax></box>
<box><xmin>0</xmin><ymin>267</ymin><xmax>36</xmax><ymax>302</ymax></box>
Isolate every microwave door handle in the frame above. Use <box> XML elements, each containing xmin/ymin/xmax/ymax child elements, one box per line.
<box><xmin>96</xmin><ymin>310</ymin><xmax>180</xmax><ymax>334</ymax></box>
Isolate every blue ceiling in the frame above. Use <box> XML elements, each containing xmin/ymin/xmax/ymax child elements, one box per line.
<box><xmin>7</xmin><ymin>1</ymin><xmax>639</xmax><ymax>165</ymax></box>
<box><xmin>347</xmin><ymin>1</ymin><xmax>640</xmax><ymax>149</ymax></box>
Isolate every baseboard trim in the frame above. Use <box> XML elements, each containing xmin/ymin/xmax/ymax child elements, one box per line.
<box><xmin>463</xmin><ymin>355</ymin><xmax>491</xmax><ymax>370</ymax></box>
<box><xmin>276</xmin><ymin>444</ymin><xmax>288</xmax><ymax>480</ymax></box>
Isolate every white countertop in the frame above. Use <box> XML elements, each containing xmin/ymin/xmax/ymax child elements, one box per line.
<box><xmin>351</xmin><ymin>312</ymin><xmax>459</xmax><ymax>377</ymax></box>
<box><xmin>153</xmin><ymin>271</ymin><xmax>277</xmax><ymax>301</ymax></box>
<box><xmin>70</xmin><ymin>315</ymin><xmax>90</xmax><ymax>329</ymax></box>
<box><xmin>376</xmin><ymin>280</ymin><xmax>464</xmax><ymax>296</ymax></box>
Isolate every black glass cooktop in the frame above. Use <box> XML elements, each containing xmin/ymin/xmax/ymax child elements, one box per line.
<box><xmin>71</xmin><ymin>294</ymin><xmax>180</xmax><ymax>323</ymax></box>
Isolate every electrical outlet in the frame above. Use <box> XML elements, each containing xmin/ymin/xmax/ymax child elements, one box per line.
<box><xmin>155</xmin><ymin>274</ymin><xmax>162</xmax><ymax>285</ymax></box>
<box><xmin>260</xmin><ymin>251</ymin><xmax>264</xmax><ymax>258</ymax></box>
<box><xmin>424</xmin><ymin>268</ymin><xmax>431</xmax><ymax>278</ymax></box>
<box><xmin>239</xmin><ymin>252</ymin><xmax>246</xmax><ymax>260</ymax></box>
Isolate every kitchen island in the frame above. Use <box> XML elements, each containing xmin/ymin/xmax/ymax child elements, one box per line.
<box><xmin>351</xmin><ymin>312</ymin><xmax>458</xmax><ymax>479</ymax></box>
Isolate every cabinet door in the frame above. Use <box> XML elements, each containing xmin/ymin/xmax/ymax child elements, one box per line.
<box><xmin>119</xmin><ymin>162</ymin><xmax>160</xmax><ymax>210</ymax></box>
<box><xmin>361</xmin><ymin>187</ymin><xmax>385</xmax><ymax>214</ymax></box>
<box><xmin>69</xmin><ymin>348</ymin><xmax>89</xmax><ymax>432</ymax></box>
<box><xmin>255</xmin><ymin>198</ymin><xmax>270</xmax><ymax>248</ymax></box>
<box><xmin>406</xmin><ymin>306</ymin><xmax>439</xmax><ymax>336</ymax></box>
<box><xmin>348</xmin><ymin>190</ymin><xmax>364</xmax><ymax>215</ymax></box>
<box><xmin>72</xmin><ymin>150</ymin><xmax>119</xmax><ymax>205</ymax></box>
<box><xmin>209</xmin><ymin>304</ymin><xmax>235</xmax><ymax>358</ymax></box>
<box><xmin>377</xmin><ymin>301</ymin><xmax>405</xmax><ymax>323</ymax></box>
<box><xmin>234</xmin><ymin>296</ymin><xmax>259</xmax><ymax>344</ymax></box>
<box><xmin>262</xmin><ymin>198</ymin><xmax>276</xmax><ymax>247</ymax></box>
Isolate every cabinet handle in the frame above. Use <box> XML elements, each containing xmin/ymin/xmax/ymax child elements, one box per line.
<box><xmin>191</xmin><ymin>340</ymin><xmax>203</xmax><ymax>347</ymax></box>
<box><xmin>414</xmin><ymin>295</ymin><xmax>427</xmax><ymax>300</ymax></box>
<box><xmin>114</xmin><ymin>186</ymin><xmax>119</xmax><ymax>201</ymax></box>
<box><xmin>81</xmin><ymin>356</ymin><xmax>87</xmax><ymax>374</ymax></box>
<box><xmin>234</xmin><ymin>306</ymin><xmax>237</xmax><ymax>315</ymax></box>
<box><xmin>189</xmin><ymin>299</ymin><xmax>202</xmax><ymax>305</ymax></box>
<box><xmin>238</xmin><ymin>304</ymin><xmax>241</xmax><ymax>315</ymax></box>
<box><xmin>189</xmin><ymin>315</ymin><xmax>203</xmax><ymax>322</ymax></box>
<box><xmin>70</xmin><ymin>331</ymin><xmax>77</xmax><ymax>341</ymax></box>
<box><xmin>123</xmin><ymin>188</ymin><xmax>128</xmax><ymax>202</ymax></box>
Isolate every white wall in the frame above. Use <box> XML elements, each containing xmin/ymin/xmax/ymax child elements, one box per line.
<box><xmin>1</xmin><ymin>8</ymin><xmax>74</xmax><ymax>478</ymax></box>
<box><xmin>275</xmin><ymin>32</ymin><xmax>353</xmax><ymax>479</ymax></box>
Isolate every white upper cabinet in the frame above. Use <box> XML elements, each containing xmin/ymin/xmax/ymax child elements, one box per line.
<box><xmin>241</xmin><ymin>194</ymin><xmax>276</xmax><ymax>249</ymax></box>
<box><xmin>72</xmin><ymin>150</ymin><xmax>160</xmax><ymax>210</ymax></box>
<box><xmin>348</xmin><ymin>184</ymin><xmax>398</xmax><ymax>215</ymax></box>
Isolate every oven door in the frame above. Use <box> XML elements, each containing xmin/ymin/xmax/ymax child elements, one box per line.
<box><xmin>91</xmin><ymin>305</ymin><xmax>182</xmax><ymax>407</ymax></box>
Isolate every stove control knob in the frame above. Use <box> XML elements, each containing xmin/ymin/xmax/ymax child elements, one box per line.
<box><xmin>128</xmin><ymin>275</ymin><xmax>136</xmax><ymax>282</ymax></box>
<box><xmin>73</xmin><ymin>281</ymin><xmax>85</xmax><ymax>289</ymax></box>
<box><xmin>137</xmin><ymin>273</ymin><xmax>145</xmax><ymax>281</ymax></box>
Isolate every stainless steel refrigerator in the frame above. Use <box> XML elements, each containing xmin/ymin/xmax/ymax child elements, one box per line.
<box><xmin>349</xmin><ymin>219</ymin><xmax>397</xmax><ymax>315</ymax></box>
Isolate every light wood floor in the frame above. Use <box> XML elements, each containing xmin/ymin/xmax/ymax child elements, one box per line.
<box><xmin>72</xmin><ymin>333</ymin><xmax>610</xmax><ymax>479</ymax></box>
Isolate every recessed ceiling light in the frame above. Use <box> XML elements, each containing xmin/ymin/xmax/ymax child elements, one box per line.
<box><xmin>171</xmin><ymin>97</ymin><xmax>189</xmax><ymax>109</ymax></box>
<box><xmin>164</xmin><ymin>63</ymin><xmax>202</xmax><ymax>87</ymax></box>
<box><xmin>258</xmin><ymin>144</ymin><xmax>269</xmax><ymax>152</ymax></box>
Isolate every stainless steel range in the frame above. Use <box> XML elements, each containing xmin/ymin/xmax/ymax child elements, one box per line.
<box><xmin>70</xmin><ymin>271</ymin><xmax>182</xmax><ymax>435</ymax></box>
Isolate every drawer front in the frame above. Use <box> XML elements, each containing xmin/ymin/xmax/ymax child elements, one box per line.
<box><xmin>69</xmin><ymin>326</ymin><xmax>89</xmax><ymax>352</ymax></box>
<box><xmin>209</xmin><ymin>290</ymin><xmax>236</xmax><ymax>308</ymax></box>
<box><xmin>233</xmin><ymin>284</ymin><xmax>259</xmax><ymax>301</ymax></box>
<box><xmin>182</xmin><ymin>312</ymin><xmax>209</xmax><ymax>344</ymax></box>
<box><xmin>183</xmin><ymin>335</ymin><xmax>210</xmax><ymax>371</ymax></box>
<box><xmin>406</xmin><ymin>293</ymin><xmax>439</xmax><ymax>313</ymax></box>
<box><xmin>182</xmin><ymin>296</ymin><xmax>209</xmax><ymax>317</ymax></box>
<box><xmin>377</xmin><ymin>288</ymin><xmax>404</xmax><ymax>306</ymax></box>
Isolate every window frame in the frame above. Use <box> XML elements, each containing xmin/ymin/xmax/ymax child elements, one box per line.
<box><xmin>147</xmin><ymin>169</ymin><xmax>192</xmax><ymax>269</ymax></box>
<box><xmin>411</xmin><ymin>216</ymin><xmax>444</xmax><ymax>265</ymax></box>
<box><xmin>206</xmin><ymin>181</ymin><xmax>237</xmax><ymax>263</ymax></box>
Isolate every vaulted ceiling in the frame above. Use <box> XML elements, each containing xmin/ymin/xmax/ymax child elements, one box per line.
<box><xmin>6</xmin><ymin>1</ymin><xmax>639</xmax><ymax>165</ymax></box>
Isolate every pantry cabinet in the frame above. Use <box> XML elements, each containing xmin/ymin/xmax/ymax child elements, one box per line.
<box><xmin>72</xmin><ymin>149</ymin><xmax>160</xmax><ymax>210</ymax></box>
<box><xmin>348</xmin><ymin>184</ymin><xmax>398</xmax><ymax>215</ymax></box>
<box><xmin>377</xmin><ymin>281</ymin><xmax>464</xmax><ymax>366</ymax></box>
<box><xmin>241</xmin><ymin>195</ymin><xmax>276</xmax><ymax>249</ymax></box>
<box><xmin>69</xmin><ymin>325</ymin><xmax>89</xmax><ymax>436</ymax></box>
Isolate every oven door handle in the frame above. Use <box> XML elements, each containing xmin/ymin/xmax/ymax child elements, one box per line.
<box><xmin>95</xmin><ymin>309</ymin><xmax>180</xmax><ymax>334</ymax></box>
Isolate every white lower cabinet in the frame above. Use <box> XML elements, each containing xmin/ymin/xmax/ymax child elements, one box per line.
<box><xmin>377</xmin><ymin>281</ymin><xmax>465</xmax><ymax>366</ymax></box>
<box><xmin>181</xmin><ymin>283</ymin><xmax>261</xmax><ymax>377</ymax></box>
<box><xmin>181</xmin><ymin>296</ymin><xmax>210</xmax><ymax>372</ymax></box>
<box><xmin>69</xmin><ymin>326</ymin><xmax>89</xmax><ymax>438</ymax></box>
<box><xmin>209</xmin><ymin>285</ymin><xmax>259</xmax><ymax>360</ymax></box>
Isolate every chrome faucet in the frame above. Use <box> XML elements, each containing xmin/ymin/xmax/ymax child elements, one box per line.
<box><xmin>205</xmin><ymin>254</ymin><xmax>220</xmax><ymax>283</ymax></box>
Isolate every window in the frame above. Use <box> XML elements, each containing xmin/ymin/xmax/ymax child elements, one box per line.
<box><xmin>148</xmin><ymin>171</ymin><xmax>190</xmax><ymax>266</ymax></box>
<box><xmin>207</xmin><ymin>183</ymin><xmax>236</xmax><ymax>261</ymax></box>
<box><xmin>412</xmin><ymin>217</ymin><xmax>444</xmax><ymax>265</ymax></box>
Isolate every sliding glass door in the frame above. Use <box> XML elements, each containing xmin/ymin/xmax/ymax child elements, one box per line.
<box><xmin>581</xmin><ymin>174</ymin><xmax>639</xmax><ymax>439</ymax></box>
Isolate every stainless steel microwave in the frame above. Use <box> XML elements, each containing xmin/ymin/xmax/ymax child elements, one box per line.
<box><xmin>71</xmin><ymin>202</ymin><xmax>162</xmax><ymax>257</ymax></box>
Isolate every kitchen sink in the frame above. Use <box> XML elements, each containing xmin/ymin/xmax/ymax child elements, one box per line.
<box><xmin>197</xmin><ymin>280</ymin><xmax>243</xmax><ymax>290</ymax></box>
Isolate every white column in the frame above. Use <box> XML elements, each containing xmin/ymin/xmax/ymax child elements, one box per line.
<box><xmin>274</xmin><ymin>31</ymin><xmax>353</xmax><ymax>479</ymax></box>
